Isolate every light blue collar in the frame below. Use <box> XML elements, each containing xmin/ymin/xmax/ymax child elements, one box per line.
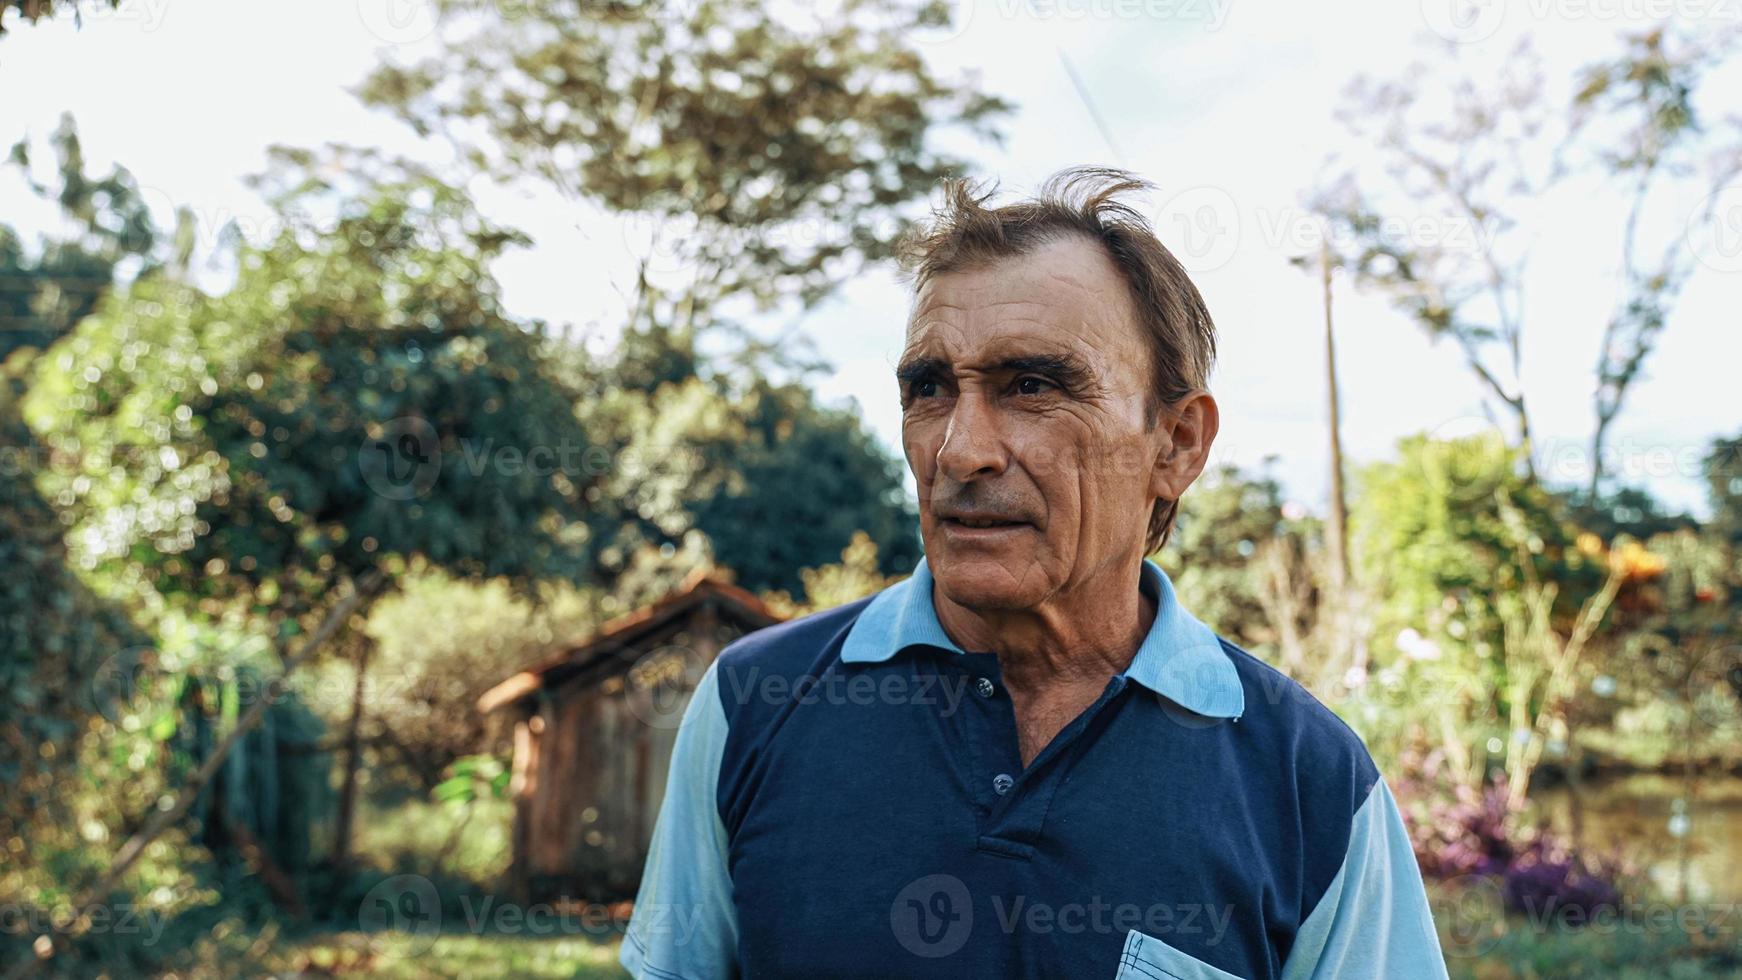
<box><xmin>840</xmin><ymin>555</ymin><xmax>1245</xmax><ymax>719</ymax></box>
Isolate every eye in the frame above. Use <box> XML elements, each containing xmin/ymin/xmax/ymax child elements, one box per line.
<box><xmin>1015</xmin><ymin>376</ymin><xmax>1055</xmax><ymax>396</ymax></box>
<box><xmin>908</xmin><ymin>379</ymin><xmax>940</xmax><ymax>399</ymax></box>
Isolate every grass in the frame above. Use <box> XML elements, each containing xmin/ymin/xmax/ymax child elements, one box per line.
<box><xmin>1432</xmin><ymin>881</ymin><xmax>1742</xmax><ymax>980</ymax></box>
<box><xmin>273</xmin><ymin>929</ymin><xmax>630</xmax><ymax>979</ymax></box>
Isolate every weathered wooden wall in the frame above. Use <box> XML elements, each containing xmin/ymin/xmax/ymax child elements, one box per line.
<box><xmin>507</xmin><ymin>602</ymin><xmax>743</xmax><ymax>902</ymax></box>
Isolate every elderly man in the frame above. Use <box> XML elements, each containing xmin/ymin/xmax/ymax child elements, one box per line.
<box><xmin>620</xmin><ymin>168</ymin><xmax>1447</xmax><ymax>979</ymax></box>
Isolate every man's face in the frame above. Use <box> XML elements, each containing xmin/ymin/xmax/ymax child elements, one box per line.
<box><xmin>898</xmin><ymin>235</ymin><xmax>1216</xmax><ymax>612</ymax></box>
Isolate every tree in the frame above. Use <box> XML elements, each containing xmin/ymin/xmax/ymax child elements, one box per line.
<box><xmin>1157</xmin><ymin>462</ymin><xmax>1319</xmax><ymax>662</ymax></box>
<box><xmin>17</xmin><ymin>151</ymin><xmax>596</xmax><ymax>965</ymax></box>
<box><xmin>2</xmin><ymin>114</ymin><xmax>173</xmax><ymax>365</ymax></box>
<box><xmin>1704</xmin><ymin>431</ymin><xmax>1742</xmax><ymax>548</ymax></box>
<box><xmin>1565</xmin><ymin>27</ymin><xmax>1742</xmax><ymax>498</ymax></box>
<box><xmin>0</xmin><ymin>116</ymin><xmax>159</xmax><ymax>922</ymax></box>
<box><xmin>358</xmin><ymin>566</ymin><xmax>598</xmax><ymax>789</ymax></box>
<box><xmin>560</xmin><ymin>325</ymin><xmax>921</xmax><ymax>596</ymax></box>
<box><xmin>1329</xmin><ymin>30</ymin><xmax>1742</xmax><ymax>497</ymax></box>
<box><xmin>0</xmin><ymin>0</ymin><xmax>117</xmax><ymax>40</ymax></box>
<box><xmin>1330</xmin><ymin>39</ymin><xmax>1555</xmax><ymax>471</ymax></box>
<box><xmin>689</xmin><ymin>380</ymin><xmax>920</xmax><ymax>594</ymax></box>
<box><xmin>353</xmin><ymin>0</ymin><xmax>1006</xmax><ymax>324</ymax></box>
<box><xmin>1349</xmin><ymin>434</ymin><xmax>1617</xmax><ymax>797</ymax></box>
<box><xmin>1289</xmin><ymin>189</ymin><xmax>1357</xmax><ymax>597</ymax></box>
<box><xmin>761</xmin><ymin>530</ymin><xmax>904</xmax><ymax>618</ymax></box>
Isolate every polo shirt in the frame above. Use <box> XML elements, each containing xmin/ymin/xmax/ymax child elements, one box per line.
<box><xmin>621</xmin><ymin>554</ymin><xmax>1447</xmax><ymax>979</ymax></box>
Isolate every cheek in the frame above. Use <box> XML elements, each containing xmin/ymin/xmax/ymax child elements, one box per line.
<box><xmin>1012</xmin><ymin>417</ymin><xmax>1148</xmax><ymax>522</ymax></box>
<box><xmin>1007</xmin><ymin>422</ymin><xmax>1088</xmax><ymax>513</ymax></box>
<box><xmin>902</xmin><ymin>420</ymin><xmax>941</xmax><ymax>484</ymax></box>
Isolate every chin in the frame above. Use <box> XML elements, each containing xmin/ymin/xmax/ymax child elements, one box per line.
<box><xmin>930</xmin><ymin>554</ymin><xmax>1049</xmax><ymax>612</ymax></box>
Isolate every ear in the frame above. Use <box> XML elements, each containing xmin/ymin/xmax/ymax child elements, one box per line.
<box><xmin>1149</xmin><ymin>390</ymin><xmax>1219</xmax><ymax>503</ymax></box>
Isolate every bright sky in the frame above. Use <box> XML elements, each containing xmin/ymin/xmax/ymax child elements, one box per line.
<box><xmin>3</xmin><ymin>0</ymin><xmax>1737</xmax><ymax>518</ymax></box>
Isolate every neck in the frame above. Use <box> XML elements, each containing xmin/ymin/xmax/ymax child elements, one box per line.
<box><xmin>932</xmin><ymin>555</ymin><xmax>1155</xmax><ymax>693</ymax></box>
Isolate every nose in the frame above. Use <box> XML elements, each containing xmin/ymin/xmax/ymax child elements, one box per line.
<box><xmin>935</xmin><ymin>390</ymin><xmax>1007</xmax><ymax>484</ymax></box>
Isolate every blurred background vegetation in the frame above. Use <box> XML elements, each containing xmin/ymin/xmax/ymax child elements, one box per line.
<box><xmin>1</xmin><ymin>1</ymin><xmax>1740</xmax><ymax>977</ymax></box>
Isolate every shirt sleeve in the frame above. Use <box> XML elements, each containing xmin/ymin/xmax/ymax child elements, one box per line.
<box><xmin>1280</xmin><ymin>777</ymin><xmax>1449</xmax><ymax>980</ymax></box>
<box><xmin>620</xmin><ymin>658</ymin><xmax>739</xmax><ymax>980</ymax></box>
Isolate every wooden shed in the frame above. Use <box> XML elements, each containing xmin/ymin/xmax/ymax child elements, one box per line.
<box><xmin>477</xmin><ymin>568</ymin><xmax>784</xmax><ymax>902</ymax></box>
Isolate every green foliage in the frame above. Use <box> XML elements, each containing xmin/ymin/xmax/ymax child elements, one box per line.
<box><xmin>690</xmin><ymin>381</ymin><xmax>919</xmax><ymax>594</ymax></box>
<box><xmin>23</xmin><ymin>166</ymin><xmax>594</xmax><ymax>610</ymax></box>
<box><xmin>761</xmin><ymin>529</ymin><xmax>904</xmax><ymax>618</ymax></box>
<box><xmin>359</xmin><ymin>568</ymin><xmax>598</xmax><ymax>784</ymax></box>
<box><xmin>1706</xmin><ymin>430</ymin><xmax>1742</xmax><ymax>547</ymax></box>
<box><xmin>1</xmin><ymin>114</ymin><xmax>164</xmax><ymax>365</ymax></box>
<box><xmin>571</xmin><ymin>335</ymin><xmax>919</xmax><ymax>595</ymax></box>
<box><xmin>0</xmin><ymin>0</ymin><xmax>120</xmax><ymax>39</ymax></box>
<box><xmin>1352</xmin><ymin>433</ymin><xmax>1599</xmax><ymax>658</ymax></box>
<box><xmin>1157</xmin><ymin>461</ymin><xmax>1316</xmax><ymax>654</ymax></box>
<box><xmin>354</xmin><ymin>0</ymin><xmax>1007</xmax><ymax>315</ymax></box>
<box><xmin>1561</xmin><ymin>484</ymin><xmax>1697</xmax><ymax>544</ymax></box>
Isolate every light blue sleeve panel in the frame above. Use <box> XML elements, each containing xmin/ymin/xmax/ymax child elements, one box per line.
<box><xmin>1281</xmin><ymin>777</ymin><xmax>1449</xmax><ymax>980</ymax></box>
<box><xmin>620</xmin><ymin>658</ymin><xmax>739</xmax><ymax>980</ymax></box>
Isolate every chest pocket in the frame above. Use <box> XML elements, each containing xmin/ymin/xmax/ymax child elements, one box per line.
<box><xmin>1114</xmin><ymin>929</ymin><xmax>1248</xmax><ymax>980</ymax></box>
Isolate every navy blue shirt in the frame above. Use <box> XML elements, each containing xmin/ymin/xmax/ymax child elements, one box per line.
<box><xmin>622</xmin><ymin>556</ymin><xmax>1446</xmax><ymax>979</ymax></box>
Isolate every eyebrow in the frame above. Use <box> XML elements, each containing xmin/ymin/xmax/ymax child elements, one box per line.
<box><xmin>895</xmin><ymin>352</ymin><xmax>1097</xmax><ymax>391</ymax></box>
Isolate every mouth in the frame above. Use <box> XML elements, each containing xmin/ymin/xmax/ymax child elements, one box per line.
<box><xmin>940</xmin><ymin>515</ymin><xmax>1032</xmax><ymax>535</ymax></box>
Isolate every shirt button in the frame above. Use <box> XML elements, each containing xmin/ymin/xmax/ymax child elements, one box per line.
<box><xmin>992</xmin><ymin>773</ymin><xmax>1015</xmax><ymax>795</ymax></box>
<box><xmin>974</xmin><ymin>676</ymin><xmax>995</xmax><ymax>698</ymax></box>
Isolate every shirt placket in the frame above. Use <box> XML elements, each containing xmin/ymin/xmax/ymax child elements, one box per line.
<box><xmin>949</xmin><ymin>655</ymin><xmax>1131</xmax><ymax>859</ymax></box>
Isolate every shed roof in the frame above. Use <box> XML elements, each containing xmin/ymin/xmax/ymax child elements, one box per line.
<box><xmin>476</xmin><ymin>567</ymin><xmax>784</xmax><ymax>714</ymax></box>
